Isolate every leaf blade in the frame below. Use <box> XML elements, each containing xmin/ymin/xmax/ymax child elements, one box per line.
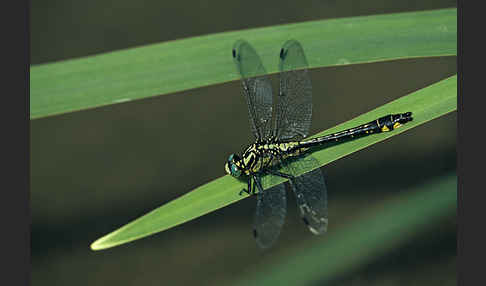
<box><xmin>31</xmin><ymin>8</ymin><xmax>456</xmax><ymax>119</ymax></box>
<box><xmin>90</xmin><ymin>74</ymin><xmax>457</xmax><ymax>251</ymax></box>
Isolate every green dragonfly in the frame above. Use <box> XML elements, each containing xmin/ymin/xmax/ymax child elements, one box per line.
<box><xmin>225</xmin><ymin>39</ymin><xmax>413</xmax><ymax>248</ymax></box>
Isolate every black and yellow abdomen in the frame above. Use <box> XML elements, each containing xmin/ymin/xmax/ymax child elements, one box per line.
<box><xmin>300</xmin><ymin>112</ymin><xmax>413</xmax><ymax>149</ymax></box>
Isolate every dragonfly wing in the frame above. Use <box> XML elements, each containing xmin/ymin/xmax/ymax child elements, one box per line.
<box><xmin>253</xmin><ymin>175</ymin><xmax>287</xmax><ymax>249</ymax></box>
<box><xmin>285</xmin><ymin>155</ymin><xmax>328</xmax><ymax>235</ymax></box>
<box><xmin>274</xmin><ymin>39</ymin><xmax>313</xmax><ymax>141</ymax></box>
<box><xmin>233</xmin><ymin>40</ymin><xmax>273</xmax><ymax>141</ymax></box>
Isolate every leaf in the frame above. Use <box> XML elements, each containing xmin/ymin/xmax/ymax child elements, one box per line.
<box><xmin>90</xmin><ymin>75</ymin><xmax>457</xmax><ymax>251</ymax></box>
<box><xmin>237</xmin><ymin>172</ymin><xmax>457</xmax><ymax>286</ymax></box>
<box><xmin>31</xmin><ymin>8</ymin><xmax>456</xmax><ymax>119</ymax></box>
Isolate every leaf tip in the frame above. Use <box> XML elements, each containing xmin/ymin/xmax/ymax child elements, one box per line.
<box><xmin>90</xmin><ymin>239</ymin><xmax>105</xmax><ymax>251</ymax></box>
<box><xmin>90</xmin><ymin>235</ymin><xmax>115</xmax><ymax>251</ymax></box>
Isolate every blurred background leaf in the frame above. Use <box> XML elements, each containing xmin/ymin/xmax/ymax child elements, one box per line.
<box><xmin>31</xmin><ymin>1</ymin><xmax>456</xmax><ymax>286</ymax></box>
<box><xmin>240</xmin><ymin>173</ymin><xmax>456</xmax><ymax>286</ymax></box>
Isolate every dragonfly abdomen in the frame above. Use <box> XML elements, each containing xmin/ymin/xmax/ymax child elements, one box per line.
<box><xmin>300</xmin><ymin>112</ymin><xmax>413</xmax><ymax>149</ymax></box>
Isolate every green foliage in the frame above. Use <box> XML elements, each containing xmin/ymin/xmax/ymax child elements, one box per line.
<box><xmin>90</xmin><ymin>75</ymin><xmax>456</xmax><ymax>251</ymax></box>
<box><xmin>238</xmin><ymin>173</ymin><xmax>457</xmax><ymax>286</ymax></box>
<box><xmin>30</xmin><ymin>8</ymin><xmax>456</xmax><ymax>119</ymax></box>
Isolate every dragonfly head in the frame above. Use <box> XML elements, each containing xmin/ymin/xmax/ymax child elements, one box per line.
<box><xmin>225</xmin><ymin>153</ymin><xmax>242</xmax><ymax>177</ymax></box>
<box><xmin>391</xmin><ymin>112</ymin><xmax>413</xmax><ymax>129</ymax></box>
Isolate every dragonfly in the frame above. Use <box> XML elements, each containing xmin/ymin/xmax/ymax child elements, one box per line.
<box><xmin>225</xmin><ymin>39</ymin><xmax>413</xmax><ymax>249</ymax></box>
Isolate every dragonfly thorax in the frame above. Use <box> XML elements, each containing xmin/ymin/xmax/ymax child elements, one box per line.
<box><xmin>225</xmin><ymin>141</ymin><xmax>305</xmax><ymax>177</ymax></box>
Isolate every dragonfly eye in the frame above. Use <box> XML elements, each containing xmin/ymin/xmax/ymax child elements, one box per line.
<box><xmin>226</xmin><ymin>154</ymin><xmax>242</xmax><ymax>177</ymax></box>
<box><xmin>231</xmin><ymin>164</ymin><xmax>242</xmax><ymax>177</ymax></box>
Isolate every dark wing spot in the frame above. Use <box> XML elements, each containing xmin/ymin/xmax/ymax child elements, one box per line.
<box><xmin>279</xmin><ymin>92</ymin><xmax>286</xmax><ymax>97</ymax></box>
<box><xmin>280</xmin><ymin>48</ymin><xmax>287</xmax><ymax>60</ymax></box>
<box><xmin>232</xmin><ymin>49</ymin><xmax>236</xmax><ymax>58</ymax></box>
<box><xmin>253</xmin><ymin>229</ymin><xmax>258</xmax><ymax>238</ymax></box>
<box><xmin>302</xmin><ymin>217</ymin><xmax>310</xmax><ymax>226</ymax></box>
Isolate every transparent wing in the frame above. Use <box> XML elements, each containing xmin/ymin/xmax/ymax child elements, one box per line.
<box><xmin>233</xmin><ymin>40</ymin><xmax>273</xmax><ymax>141</ymax></box>
<box><xmin>274</xmin><ymin>39</ymin><xmax>313</xmax><ymax>141</ymax></box>
<box><xmin>253</xmin><ymin>175</ymin><xmax>287</xmax><ymax>249</ymax></box>
<box><xmin>285</xmin><ymin>155</ymin><xmax>328</xmax><ymax>235</ymax></box>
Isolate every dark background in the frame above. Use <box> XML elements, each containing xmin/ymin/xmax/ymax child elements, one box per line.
<box><xmin>31</xmin><ymin>1</ymin><xmax>457</xmax><ymax>285</ymax></box>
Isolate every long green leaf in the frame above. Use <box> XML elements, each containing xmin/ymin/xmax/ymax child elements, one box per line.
<box><xmin>31</xmin><ymin>8</ymin><xmax>456</xmax><ymax>119</ymax></box>
<box><xmin>90</xmin><ymin>75</ymin><xmax>457</xmax><ymax>251</ymax></box>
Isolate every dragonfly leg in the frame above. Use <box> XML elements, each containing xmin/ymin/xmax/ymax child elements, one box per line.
<box><xmin>239</xmin><ymin>178</ymin><xmax>253</xmax><ymax>196</ymax></box>
<box><xmin>252</xmin><ymin>175</ymin><xmax>264</xmax><ymax>196</ymax></box>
